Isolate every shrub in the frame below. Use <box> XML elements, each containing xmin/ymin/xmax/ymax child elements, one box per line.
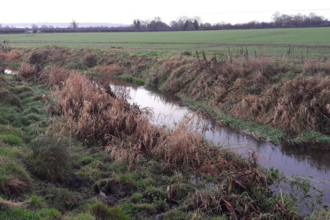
<box><xmin>181</xmin><ymin>51</ymin><xmax>192</xmax><ymax>56</ymax></box>
<box><xmin>89</xmin><ymin>201</ymin><xmax>130</xmax><ymax>220</ymax></box>
<box><xmin>0</xmin><ymin>156</ymin><xmax>32</xmax><ymax>199</ymax></box>
<box><xmin>29</xmin><ymin>137</ymin><xmax>71</xmax><ymax>180</ymax></box>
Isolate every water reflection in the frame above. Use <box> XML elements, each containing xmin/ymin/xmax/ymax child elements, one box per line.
<box><xmin>2</xmin><ymin>66</ymin><xmax>18</xmax><ymax>75</ymax></box>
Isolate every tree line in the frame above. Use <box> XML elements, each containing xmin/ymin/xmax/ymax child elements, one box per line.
<box><xmin>0</xmin><ymin>12</ymin><xmax>329</xmax><ymax>33</ymax></box>
<box><xmin>131</xmin><ymin>12</ymin><xmax>329</xmax><ymax>31</ymax></box>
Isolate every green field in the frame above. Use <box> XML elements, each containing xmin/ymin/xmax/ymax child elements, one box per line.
<box><xmin>1</xmin><ymin>27</ymin><xmax>330</xmax><ymax>57</ymax></box>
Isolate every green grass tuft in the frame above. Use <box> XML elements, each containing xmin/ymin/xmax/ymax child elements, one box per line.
<box><xmin>119</xmin><ymin>75</ymin><xmax>145</xmax><ymax>85</ymax></box>
<box><xmin>0</xmin><ymin>134</ymin><xmax>23</xmax><ymax>145</ymax></box>
<box><xmin>132</xmin><ymin>193</ymin><xmax>143</xmax><ymax>203</ymax></box>
<box><xmin>29</xmin><ymin>137</ymin><xmax>71</xmax><ymax>180</ymax></box>
<box><xmin>0</xmin><ymin>156</ymin><xmax>32</xmax><ymax>198</ymax></box>
<box><xmin>0</xmin><ymin>207</ymin><xmax>63</xmax><ymax>220</ymax></box>
<box><xmin>89</xmin><ymin>201</ymin><xmax>130</xmax><ymax>220</ymax></box>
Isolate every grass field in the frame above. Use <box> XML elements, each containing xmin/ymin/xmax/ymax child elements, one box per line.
<box><xmin>1</xmin><ymin>27</ymin><xmax>330</xmax><ymax>58</ymax></box>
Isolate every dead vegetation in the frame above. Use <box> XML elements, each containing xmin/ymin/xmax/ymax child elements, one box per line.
<box><xmin>0</xmin><ymin>198</ymin><xmax>31</xmax><ymax>209</ymax></box>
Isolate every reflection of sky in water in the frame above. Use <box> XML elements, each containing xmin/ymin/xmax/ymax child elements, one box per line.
<box><xmin>110</xmin><ymin>83</ymin><xmax>330</xmax><ymax>182</ymax></box>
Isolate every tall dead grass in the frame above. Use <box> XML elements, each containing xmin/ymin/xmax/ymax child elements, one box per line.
<box><xmin>148</xmin><ymin>55</ymin><xmax>330</xmax><ymax>135</ymax></box>
<box><xmin>52</xmin><ymin>72</ymin><xmax>146</xmax><ymax>146</ymax></box>
<box><xmin>92</xmin><ymin>64</ymin><xmax>123</xmax><ymax>76</ymax></box>
<box><xmin>4</xmin><ymin>49</ymin><xmax>22</xmax><ymax>63</ymax></box>
<box><xmin>39</xmin><ymin>66</ymin><xmax>69</xmax><ymax>88</ymax></box>
<box><xmin>20</xmin><ymin>63</ymin><xmax>36</xmax><ymax>78</ymax></box>
<box><xmin>272</xmin><ymin>75</ymin><xmax>330</xmax><ymax>132</ymax></box>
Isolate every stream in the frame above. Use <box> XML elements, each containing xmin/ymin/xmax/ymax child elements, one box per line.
<box><xmin>107</xmin><ymin>78</ymin><xmax>330</xmax><ymax>208</ymax></box>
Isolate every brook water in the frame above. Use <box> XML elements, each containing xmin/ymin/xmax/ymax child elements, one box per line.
<box><xmin>107</xmin><ymin>78</ymin><xmax>330</xmax><ymax>207</ymax></box>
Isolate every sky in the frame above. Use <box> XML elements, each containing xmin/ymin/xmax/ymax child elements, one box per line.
<box><xmin>1</xmin><ymin>0</ymin><xmax>330</xmax><ymax>25</ymax></box>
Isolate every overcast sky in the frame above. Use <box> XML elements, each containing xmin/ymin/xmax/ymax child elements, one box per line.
<box><xmin>1</xmin><ymin>0</ymin><xmax>330</xmax><ymax>25</ymax></box>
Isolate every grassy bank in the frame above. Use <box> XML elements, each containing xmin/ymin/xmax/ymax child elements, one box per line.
<box><xmin>2</xmin><ymin>48</ymin><xmax>329</xmax><ymax>219</ymax></box>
